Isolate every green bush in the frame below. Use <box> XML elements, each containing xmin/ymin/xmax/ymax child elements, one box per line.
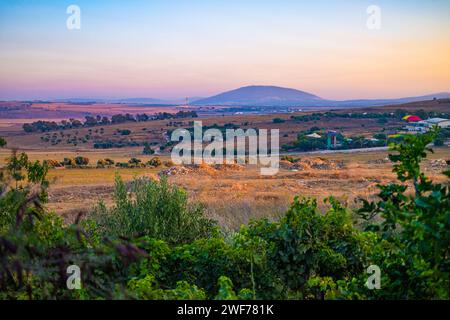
<box><xmin>61</xmin><ymin>157</ymin><xmax>76</xmax><ymax>167</ymax></box>
<box><xmin>119</xmin><ymin>129</ymin><xmax>131</xmax><ymax>136</ymax></box>
<box><xmin>90</xmin><ymin>176</ymin><xmax>217</xmax><ymax>244</ymax></box>
<box><xmin>128</xmin><ymin>158</ymin><xmax>143</xmax><ymax>167</ymax></box>
<box><xmin>147</xmin><ymin>157</ymin><xmax>162</xmax><ymax>167</ymax></box>
<box><xmin>128</xmin><ymin>275</ymin><xmax>206</xmax><ymax>300</ymax></box>
<box><xmin>281</xmin><ymin>155</ymin><xmax>296</xmax><ymax>163</ymax></box>
<box><xmin>352</xmin><ymin>128</ymin><xmax>450</xmax><ymax>299</ymax></box>
<box><xmin>237</xmin><ymin>197</ymin><xmax>373</xmax><ymax>299</ymax></box>
<box><xmin>74</xmin><ymin>156</ymin><xmax>89</xmax><ymax>166</ymax></box>
<box><xmin>143</xmin><ymin>144</ymin><xmax>155</xmax><ymax>155</ymax></box>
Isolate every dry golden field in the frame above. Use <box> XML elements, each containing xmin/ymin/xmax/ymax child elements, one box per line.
<box><xmin>1</xmin><ymin>147</ymin><xmax>447</xmax><ymax>230</ymax></box>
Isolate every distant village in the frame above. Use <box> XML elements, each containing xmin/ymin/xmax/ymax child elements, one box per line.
<box><xmin>402</xmin><ymin>116</ymin><xmax>450</xmax><ymax>133</ymax></box>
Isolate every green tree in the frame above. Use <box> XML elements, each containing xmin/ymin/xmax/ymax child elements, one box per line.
<box><xmin>388</xmin><ymin>127</ymin><xmax>437</xmax><ymax>195</ymax></box>
<box><xmin>355</xmin><ymin>128</ymin><xmax>449</xmax><ymax>299</ymax></box>
<box><xmin>6</xmin><ymin>151</ymin><xmax>29</xmax><ymax>189</ymax></box>
<box><xmin>143</xmin><ymin>144</ymin><xmax>155</xmax><ymax>155</ymax></box>
<box><xmin>147</xmin><ymin>157</ymin><xmax>162</xmax><ymax>167</ymax></box>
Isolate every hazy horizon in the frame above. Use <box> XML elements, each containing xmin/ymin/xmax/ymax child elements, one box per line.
<box><xmin>0</xmin><ymin>85</ymin><xmax>449</xmax><ymax>103</ymax></box>
<box><xmin>1</xmin><ymin>0</ymin><xmax>449</xmax><ymax>101</ymax></box>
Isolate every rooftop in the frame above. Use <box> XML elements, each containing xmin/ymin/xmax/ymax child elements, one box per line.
<box><xmin>425</xmin><ymin>118</ymin><xmax>449</xmax><ymax>123</ymax></box>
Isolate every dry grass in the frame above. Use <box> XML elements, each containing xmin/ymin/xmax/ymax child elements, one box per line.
<box><xmin>0</xmin><ymin>148</ymin><xmax>171</xmax><ymax>166</ymax></box>
<box><xmin>17</xmin><ymin>147</ymin><xmax>445</xmax><ymax>229</ymax></box>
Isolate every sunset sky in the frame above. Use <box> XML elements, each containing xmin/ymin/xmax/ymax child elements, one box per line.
<box><xmin>0</xmin><ymin>0</ymin><xmax>449</xmax><ymax>100</ymax></box>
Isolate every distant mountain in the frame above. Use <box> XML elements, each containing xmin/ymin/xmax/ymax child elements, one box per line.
<box><xmin>331</xmin><ymin>92</ymin><xmax>450</xmax><ymax>107</ymax></box>
<box><xmin>52</xmin><ymin>88</ymin><xmax>450</xmax><ymax>108</ymax></box>
<box><xmin>55</xmin><ymin>97</ymin><xmax>207</xmax><ymax>105</ymax></box>
<box><xmin>54</xmin><ymin>98</ymin><xmax>101</xmax><ymax>104</ymax></box>
<box><xmin>193</xmin><ymin>86</ymin><xmax>450</xmax><ymax>108</ymax></box>
<box><xmin>116</xmin><ymin>97</ymin><xmax>169</xmax><ymax>104</ymax></box>
<box><xmin>395</xmin><ymin>92</ymin><xmax>450</xmax><ymax>102</ymax></box>
<box><xmin>193</xmin><ymin>85</ymin><xmax>323</xmax><ymax>106</ymax></box>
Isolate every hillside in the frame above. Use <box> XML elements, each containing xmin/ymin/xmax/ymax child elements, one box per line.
<box><xmin>193</xmin><ymin>85</ymin><xmax>323</xmax><ymax>106</ymax></box>
<box><xmin>193</xmin><ymin>85</ymin><xmax>450</xmax><ymax>108</ymax></box>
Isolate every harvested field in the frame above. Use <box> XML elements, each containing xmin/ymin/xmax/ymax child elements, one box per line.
<box><xmin>21</xmin><ymin>147</ymin><xmax>448</xmax><ymax>229</ymax></box>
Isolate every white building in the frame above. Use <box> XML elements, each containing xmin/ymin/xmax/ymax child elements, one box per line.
<box><xmin>306</xmin><ymin>133</ymin><xmax>322</xmax><ymax>139</ymax></box>
<box><xmin>404</xmin><ymin>118</ymin><xmax>450</xmax><ymax>133</ymax></box>
<box><xmin>422</xmin><ymin>118</ymin><xmax>450</xmax><ymax>129</ymax></box>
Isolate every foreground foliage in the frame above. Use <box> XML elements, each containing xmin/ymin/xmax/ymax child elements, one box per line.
<box><xmin>90</xmin><ymin>176</ymin><xmax>217</xmax><ymax>244</ymax></box>
<box><xmin>0</xmin><ymin>130</ymin><xmax>448</xmax><ymax>299</ymax></box>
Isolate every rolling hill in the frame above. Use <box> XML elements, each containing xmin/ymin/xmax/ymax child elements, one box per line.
<box><xmin>193</xmin><ymin>86</ymin><xmax>450</xmax><ymax>108</ymax></box>
<box><xmin>40</xmin><ymin>86</ymin><xmax>450</xmax><ymax>108</ymax></box>
<box><xmin>193</xmin><ymin>85</ymin><xmax>323</xmax><ymax>106</ymax></box>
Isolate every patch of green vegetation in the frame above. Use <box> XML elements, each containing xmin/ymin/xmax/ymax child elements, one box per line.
<box><xmin>0</xmin><ymin>130</ymin><xmax>448</xmax><ymax>300</ymax></box>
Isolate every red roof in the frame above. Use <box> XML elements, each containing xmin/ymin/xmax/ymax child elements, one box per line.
<box><xmin>405</xmin><ymin>115</ymin><xmax>422</xmax><ymax>122</ymax></box>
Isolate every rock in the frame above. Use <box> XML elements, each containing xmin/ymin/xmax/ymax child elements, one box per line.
<box><xmin>158</xmin><ymin>166</ymin><xmax>192</xmax><ymax>176</ymax></box>
<box><xmin>429</xmin><ymin>159</ymin><xmax>448</xmax><ymax>169</ymax></box>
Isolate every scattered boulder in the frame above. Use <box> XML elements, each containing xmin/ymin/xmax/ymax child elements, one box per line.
<box><xmin>158</xmin><ymin>166</ymin><xmax>193</xmax><ymax>177</ymax></box>
<box><xmin>368</xmin><ymin>158</ymin><xmax>390</xmax><ymax>165</ymax></box>
<box><xmin>280</xmin><ymin>160</ymin><xmax>295</xmax><ymax>170</ymax></box>
<box><xmin>280</xmin><ymin>157</ymin><xmax>346</xmax><ymax>170</ymax></box>
<box><xmin>429</xmin><ymin>159</ymin><xmax>448</xmax><ymax>170</ymax></box>
<box><xmin>214</xmin><ymin>163</ymin><xmax>245</xmax><ymax>171</ymax></box>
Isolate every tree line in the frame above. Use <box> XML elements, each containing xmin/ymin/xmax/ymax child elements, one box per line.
<box><xmin>22</xmin><ymin>111</ymin><xmax>198</xmax><ymax>133</ymax></box>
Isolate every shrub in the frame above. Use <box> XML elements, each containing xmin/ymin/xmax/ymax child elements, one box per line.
<box><xmin>97</xmin><ymin>158</ymin><xmax>115</xmax><ymax>168</ymax></box>
<box><xmin>281</xmin><ymin>155</ymin><xmax>295</xmax><ymax>163</ymax></box>
<box><xmin>147</xmin><ymin>157</ymin><xmax>162</xmax><ymax>167</ymax></box>
<box><xmin>128</xmin><ymin>158</ymin><xmax>143</xmax><ymax>168</ymax></box>
<box><xmin>238</xmin><ymin>197</ymin><xmax>372</xmax><ymax>299</ymax></box>
<box><xmin>161</xmin><ymin>237</ymin><xmax>249</xmax><ymax>296</ymax></box>
<box><xmin>143</xmin><ymin>144</ymin><xmax>155</xmax><ymax>155</ymax></box>
<box><xmin>90</xmin><ymin>176</ymin><xmax>217</xmax><ymax>244</ymax></box>
<box><xmin>74</xmin><ymin>156</ymin><xmax>89</xmax><ymax>166</ymax></box>
<box><xmin>295</xmin><ymin>134</ymin><xmax>327</xmax><ymax>151</ymax></box>
<box><xmin>119</xmin><ymin>129</ymin><xmax>131</xmax><ymax>136</ymax></box>
<box><xmin>44</xmin><ymin>159</ymin><xmax>61</xmax><ymax>168</ymax></box>
<box><xmin>115</xmin><ymin>162</ymin><xmax>130</xmax><ymax>168</ymax></box>
<box><xmin>373</xmin><ymin>133</ymin><xmax>387</xmax><ymax>141</ymax></box>
<box><xmin>61</xmin><ymin>157</ymin><xmax>76</xmax><ymax>167</ymax></box>
<box><xmin>164</xmin><ymin>160</ymin><xmax>175</xmax><ymax>167</ymax></box>
<box><xmin>128</xmin><ymin>275</ymin><xmax>207</xmax><ymax>300</ymax></box>
<box><xmin>105</xmin><ymin>158</ymin><xmax>115</xmax><ymax>165</ymax></box>
<box><xmin>97</xmin><ymin>159</ymin><xmax>107</xmax><ymax>168</ymax></box>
